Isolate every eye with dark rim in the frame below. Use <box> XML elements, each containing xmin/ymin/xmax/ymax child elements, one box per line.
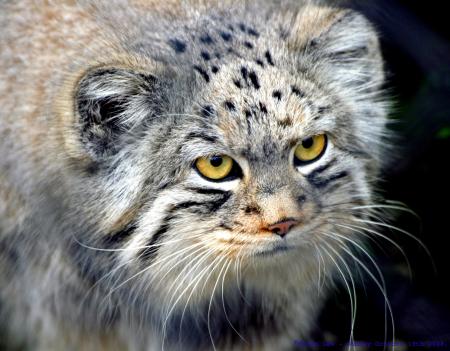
<box><xmin>294</xmin><ymin>134</ymin><xmax>327</xmax><ymax>166</ymax></box>
<box><xmin>194</xmin><ymin>155</ymin><xmax>243</xmax><ymax>182</ymax></box>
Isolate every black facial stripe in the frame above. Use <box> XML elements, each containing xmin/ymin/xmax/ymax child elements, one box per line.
<box><xmin>307</xmin><ymin>158</ymin><xmax>337</xmax><ymax>179</ymax></box>
<box><xmin>307</xmin><ymin>171</ymin><xmax>349</xmax><ymax>189</ymax></box>
<box><xmin>204</xmin><ymin>191</ymin><xmax>232</xmax><ymax>212</ymax></box>
<box><xmin>103</xmin><ymin>223</ymin><xmax>138</xmax><ymax>247</ymax></box>
<box><xmin>219</xmin><ymin>223</ymin><xmax>233</xmax><ymax>231</ymax></box>
<box><xmin>186</xmin><ymin>187</ymin><xmax>228</xmax><ymax>195</ymax></box>
<box><xmin>139</xmin><ymin>214</ymin><xmax>176</xmax><ymax>261</ymax></box>
<box><xmin>173</xmin><ymin>191</ymin><xmax>232</xmax><ymax>214</ymax></box>
<box><xmin>317</xmin><ymin>106</ymin><xmax>331</xmax><ymax>114</ymax></box>
<box><xmin>185</xmin><ymin>132</ymin><xmax>218</xmax><ymax>143</ymax></box>
<box><xmin>172</xmin><ymin>201</ymin><xmax>204</xmax><ymax>211</ymax></box>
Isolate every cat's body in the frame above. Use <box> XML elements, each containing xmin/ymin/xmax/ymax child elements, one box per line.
<box><xmin>0</xmin><ymin>1</ymin><xmax>387</xmax><ymax>350</ymax></box>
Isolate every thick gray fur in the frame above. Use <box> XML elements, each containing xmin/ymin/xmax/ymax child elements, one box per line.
<box><xmin>0</xmin><ymin>0</ymin><xmax>388</xmax><ymax>350</ymax></box>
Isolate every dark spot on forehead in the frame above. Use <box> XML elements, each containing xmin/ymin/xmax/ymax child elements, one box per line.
<box><xmin>193</xmin><ymin>65</ymin><xmax>210</xmax><ymax>83</ymax></box>
<box><xmin>255</xmin><ymin>59</ymin><xmax>264</xmax><ymax>67</ymax></box>
<box><xmin>233</xmin><ymin>79</ymin><xmax>242</xmax><ymax>89</ymax></box>
<box><xmin>243</xmin><ymin>41</ymin><xmax>254</xmax><ymax>49</ymax></box>
<box><xmin>168</xmin><ymin>38</ymin><xmax>187</xmax><ymax>53</ymax></box>
<box><xmin>259</xmin><ymin>102</ymin><xmax>268</xmax><ymax>114</ymax></box>
<box><xmin>224</xmin><ymin>101</ymin><xmax>236</xmax><ymax>111</ymax></box>
<box><xmin>248</xmin><ymin>71</ymin><xmax>260</xmax><ymax>90</ymax></box>
<box><xmin>220</xmin><ymin>31</ymin><xmax>232</xmax><ymax>42</ymax></box>
<box><xmin>272</xmin><ymin>90</ymin><xmax>282</xmax><ymax>100</ymax></box>
<box><xmin>291</xmin><ymin>86</ymin><xmax>305</xmax><ymax>98</ymax></box>
<box><xmin>241</xmin><ymin>66</ymin><xmax>248</xmax><ymax>80</ymax></box>
<box><xmin>238</xmin><ymin>23</ymin><xmax>246</xmax><ymax>32</ymax></box>
<box><xmin>247</xmin><ymin>28</ymin><xmax>259</xmax><ymax>37</ymax></box>
<box><xmin>211</xmin><ymin>66</ymin><xmax>219</xmax><ymax>74</ymax></box>
<box><xmin>265</xmin><ymin>51</ymin><xmax>274</xmax><ymax>66</ymax></box>
<box><xmin>199</xmin><ymin>34</ymin><xmax>214</xmax><ymax>44</ymax></box>
<box><xmin>201</xmin><ymin>51</ymin><xmax>211</xmax><ymax>61</ymax></box>
<box><xmin>201</xmin><ymin>105</ymin><xmax>215</xmax><ymax>118</ymax></box>
<box><xmin>278</xmin><ymin>116</ymin><xmax>293</xmax><ymax>127</ymax></box>
<box><xmin>240</xmin><ymin>67</ymin><xmax>260</xmax><ymax>90</ymax></box>
<box><xmin>185</xmin><ymin>131</ymin><xmax>218</xmax><ymax>143</ymax></box>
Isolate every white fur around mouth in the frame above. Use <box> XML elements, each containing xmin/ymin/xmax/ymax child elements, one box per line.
<box><xmin>253</xmin><ymin>243</ymin><xmax>294</xmax><ymax>257</ymax></box>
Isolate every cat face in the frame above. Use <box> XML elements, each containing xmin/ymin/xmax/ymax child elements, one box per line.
<box><xmin>152</xmin><ymin>64</ymin><xmax>369</xmax><ymax>263</ymax></box>
<box><xmin>67</xmin><ymin>5</ymin><xmax>387</xmax><ymax>323</ymax></box>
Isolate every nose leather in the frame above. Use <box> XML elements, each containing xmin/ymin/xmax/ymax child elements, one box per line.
<box><xmin>267</xmin><ymin>219</ymin><xmax>299</xmax><ymax>237</ymax></box>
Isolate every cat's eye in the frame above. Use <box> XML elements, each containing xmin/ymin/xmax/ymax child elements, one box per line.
<box><xmin>294</xmin><ymin>134</ymin><xmax>327</xmax><ymax>165</ymax></box>
<box><xmin>195</xmin><ymin>155</ymin><xmax>239</xmax><ymax>181</ymax></box>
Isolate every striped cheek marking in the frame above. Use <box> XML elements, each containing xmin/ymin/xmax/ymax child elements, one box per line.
<box><xmin>119</xmin><ymin>189</ymin><xmax>193</xmax><ymax>263</ymax></box>
<box><xmin>295</xmin><ymin>141</ymin><xmax>349</xmax><ymax>190</ymax></box>
<box><xmin>119</xmin><ymin>184</ymin><xmax>234</xmax><ymax>264</ymax></box>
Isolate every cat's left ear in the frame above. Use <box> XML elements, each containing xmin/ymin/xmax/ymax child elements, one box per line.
<box><xmin>288</xmin><ymin>6</ymin><xmax>384</xmax><ymax>94</ymax></box>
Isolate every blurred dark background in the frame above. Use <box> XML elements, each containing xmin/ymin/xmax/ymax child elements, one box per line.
<box><xmin>309</xmin><ymin>1</ymin><xmax>450</xmax><ymax>349</ymax></box>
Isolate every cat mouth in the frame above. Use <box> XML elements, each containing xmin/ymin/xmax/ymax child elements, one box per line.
<box><xmin>253</xmin><ymin>243</ymin><xmax>294</xmax><ymax>257</ymax></box>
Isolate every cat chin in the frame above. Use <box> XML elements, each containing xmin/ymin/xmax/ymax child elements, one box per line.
<box><xmin>252</xmin><ymin>244</ymin><xmax>294</xmax><ymax>257</ymax></box>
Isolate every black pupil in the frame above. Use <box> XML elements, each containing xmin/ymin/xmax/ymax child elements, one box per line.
<box><xmin>210</xmin><ymin>156</ymin><xmax>223</xmax><ymax>167</ymax></box>
<box><xmin>302</xmin><ymin>137</ymin><xmax>314</xmax><ymax>149</ymax></box>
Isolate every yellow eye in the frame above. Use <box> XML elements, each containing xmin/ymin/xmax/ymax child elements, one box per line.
<box><xmin>195</xmin><ymin>155</ymin><xmax>234</xmax><ymax>180</ymax></box>
<box><xmin>294</xmin><ymin>134</ymin><xmax>327</xmax><ymax>163</ymax></box>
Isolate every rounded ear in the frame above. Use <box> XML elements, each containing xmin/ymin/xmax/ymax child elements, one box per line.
<box><xmin>288</xmin><ymin>6</ymin><xmax>384</xmax><ymax>94</ymax></box>
<box><xmin>287</xmin><ymin>6</ymin><xmax>387</xmax><ymax>163</ymax></box>
<box><xmin>74</xmin><ymin>65</ymin><xmax>163</xmax><ymax>161</ymax></box>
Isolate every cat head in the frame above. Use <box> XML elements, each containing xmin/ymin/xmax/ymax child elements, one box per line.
<box><xmin>64</xmin><ymin>3</ymin><xmax>387</xmax><ymax>320</ymax></box>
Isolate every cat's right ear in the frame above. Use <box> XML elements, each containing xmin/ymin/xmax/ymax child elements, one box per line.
<box><xmin>61</xmin><ymin>63</ymin><xmax>169</xmax><ymax>166</ymax></box>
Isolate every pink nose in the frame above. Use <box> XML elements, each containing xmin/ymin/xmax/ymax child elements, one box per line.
<box><xmin>267</xmin><ymin>219</ymin><xmax>299</xmax><ymax>237</ymax></box>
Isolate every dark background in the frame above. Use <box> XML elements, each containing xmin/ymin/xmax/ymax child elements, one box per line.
<box><xmin>310</xmin><ymin>1</ymin><xmax>450</xmax><ymax>349</ymax></box>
